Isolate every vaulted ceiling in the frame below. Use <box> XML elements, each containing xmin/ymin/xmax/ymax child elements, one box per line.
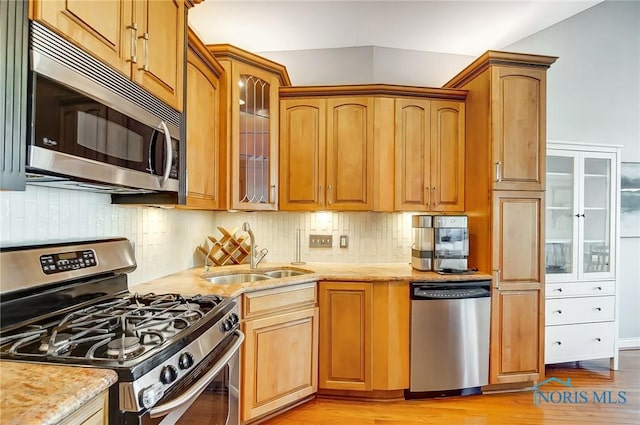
<box><xmin>189</xmin><ymin>1</ymin><xmax>603</xmax><ymax>56</ymax></box>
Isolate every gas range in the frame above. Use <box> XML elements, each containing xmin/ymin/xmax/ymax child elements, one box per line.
<box><xmin>0</xmin><ymin>238</ymin><xmax>242</xmax><ymax>424</ymax></box>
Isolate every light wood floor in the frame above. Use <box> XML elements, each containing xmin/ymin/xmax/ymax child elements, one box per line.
<box><xmin>262</xmin><ymin>350</ymin><xmax>640</xmax><ymax>425</ymax></box>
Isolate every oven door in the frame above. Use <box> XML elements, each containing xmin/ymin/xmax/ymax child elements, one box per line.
<box><xmin>143</xmin><ymin>330</ymin><xmax>244</xmax><ymax>425</ymax></box>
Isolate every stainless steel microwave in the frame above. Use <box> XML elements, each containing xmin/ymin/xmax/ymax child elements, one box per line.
<box><xmin>26</xmin><ymin>22</ymin><xmax>183</xmax><ymax>195</ymax></box>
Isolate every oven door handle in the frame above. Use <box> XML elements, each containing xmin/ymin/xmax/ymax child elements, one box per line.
<box><xmin>149</xmin><ymin>330</ymin><xmax>245</xmax><ymax>418</ymax></box>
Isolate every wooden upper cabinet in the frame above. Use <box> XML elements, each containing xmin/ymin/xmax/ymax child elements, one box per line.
<box><xmin>133</xmin><ymin>0</ymin><xmax>184</xmax><ymax>111</ymax></box>
<box><xmin>209</xmin><ymin>45</ymin><xmax>291</xmax><ymax>211</ymax></box>
<box><xmin>395</xmin><ymin>98</ymin><xmax>465</xmax><ymax>211</ymax></box>
<box><xmin>395</xmin><ymin>98</ymin><xmax>431</xmax><ymax>210</ymax></box>
<box><xmin>326</xmin><ymin>97</ymin><xmax>374</xmax><ymax>210</ymax></box>
<box><xmin>280</xmin><ymin>98</ymin><xmax>327</xmax><ymax>210</ymax></box>
<box><xmin>431</xmin><ymin>100</ymin><xmax>465</xmax><ymax>211</ymax></box>
<box><xmin>32</xmin><ymin>0</ymin><xmax>131</xmax><ymax>76</ymax></box>
<box><xmin>491</xmin><ymin>66</ymin><xmax>547</xmax><ymax>191</ymax></box>
<box><xmin>182</xmin><ymin>29</ymin><xmax>224</xmax><ymax>210</ymax></box>
<box><xmin>31</xmin><ymin>0</ymin><xmax>185</xmax><ymax>111</ymax></box>
<box><xmin>279</xmin><ymin>96</ymin><xmax>373</xmax><ymax>211</ymax></box>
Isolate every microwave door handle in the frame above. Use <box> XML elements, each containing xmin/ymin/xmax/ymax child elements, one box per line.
<box><xmin>147</xmin><ymin>129</ymin><xmax>159</xmax><ymax>174</ymax></box>
<box><xmin>159</xmin><ymin>121</ymin><xmax>172</xmax><ymax>188</ymax></box>
<box><xmin>148</xmin><ymin>330</ymin><xmax>245</xmax><ymax>418</ymax></box>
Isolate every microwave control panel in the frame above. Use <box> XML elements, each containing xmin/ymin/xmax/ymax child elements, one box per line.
<box><xmin>39</xmin><ymin>250</ymin><xmax>97</xmax><ymax>274</ymax></box>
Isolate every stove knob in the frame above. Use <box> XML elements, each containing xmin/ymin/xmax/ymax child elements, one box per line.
<box><xmin>160</xmin><ymin>365</ymin><xmax>178</xmax><ymax>384</ymax></box>
<box><xmin>230</xmin><ymin>313</ymin><xmax>239</xmax><ymax>324</ymax></box>
<box><xmin>222</xmin><ymin>319</ymin><xmax>232</xmax><ymax>331</ymax></box>
<box><xmin>178</xmin><ymin>352</ymin><xmax>194</xmax><ymax>370</ymax></box>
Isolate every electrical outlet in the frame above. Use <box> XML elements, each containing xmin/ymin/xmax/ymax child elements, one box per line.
<box><xmin>309</xmin><ymin>234</ymin><xmax>332</xmax><ymax>248</ymax></box>
<box><xmin>339</xmin><ymin>235</ymin><xmax>349</xmax><ymax>248</ymax></box>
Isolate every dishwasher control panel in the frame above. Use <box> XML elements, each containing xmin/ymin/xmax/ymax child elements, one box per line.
<box><xmin>411</xmin><ymin>280</ymin><xmax>491</xmax><ymax>300</ymax></box>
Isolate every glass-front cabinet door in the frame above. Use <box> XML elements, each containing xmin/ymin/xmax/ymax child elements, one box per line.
<box><xmin>546</xmin><ymin>147</ymin><xmax>616</xmax><ymax>282</ymax></box>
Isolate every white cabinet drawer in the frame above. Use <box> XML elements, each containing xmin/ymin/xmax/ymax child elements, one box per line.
<box><xmin>545</xmin><ymin>322</ymin><xmax>615</xmax><ymax>364</ymax></box>
<box><xmin>546</xmin><ymin>281</ymin><xmax>615</xmax><ymax>298</ymax></box>
<box><xmin>546</xmin><ymin>296</ymin><xmax>614</xmax><ymax>325</ymax></box>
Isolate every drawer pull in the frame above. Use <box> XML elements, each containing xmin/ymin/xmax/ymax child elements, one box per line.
<box><xmin>595</xmin><ymin>337</ymin><xmax>602</xmax><ymax>342</ymax></box>
<box><xmin>595</xmin><ymin>286</ymin><xmax>602</xmax><ymax>291</ymax></box>
<box><xmin>554</xmin><ymin>341</ymin><xmax>562</xmax><ymax>346</ymax></box>
<box><xmin>595</xmin><ymin>307</ymin><xmax>602</xmax><ymax>311</ymax></box>
<box><xmin>555</xmin><ymin>310</ymin><xmax>562</xmax><ymax>314</ymax></box>
<box><xmin>554</xmin><ymin>288</ymin><xmax>563</xmax><ymax>292</ymax></box>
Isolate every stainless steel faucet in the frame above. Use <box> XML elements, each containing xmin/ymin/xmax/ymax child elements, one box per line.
<box><xmin>242</xmin><ymin>222</ymin><xmax>268</xmax><ymax>269</ymax></box>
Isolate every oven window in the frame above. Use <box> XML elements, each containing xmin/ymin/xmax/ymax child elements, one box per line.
<box><xmin>175</xmin><ymin>364</ymin><xmax>230</xmax><ymax>425</ymax></box>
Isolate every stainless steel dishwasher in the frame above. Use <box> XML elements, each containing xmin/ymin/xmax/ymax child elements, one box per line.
<box><xmin>406</xmin><ymin>280</ymin><xmax>491</xmax><ymax>398</ymax></box>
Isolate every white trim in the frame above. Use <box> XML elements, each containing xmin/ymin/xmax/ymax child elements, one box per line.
<box><xmin>548</xmin><ymin>140</ymin><xmax>624</xmax><ymax>150</ymax></box>
<box><xmin>618</xmin><ymin>337</ymin><xmax>640</xmax><ymax>350</ymax></box>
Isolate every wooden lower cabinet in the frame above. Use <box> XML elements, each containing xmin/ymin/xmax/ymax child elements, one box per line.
<box><xmin>60</xmin><ymin>390</ymin><xmax>108</xmax><ymax>425</ymax></box>
<box><xmin>318</xmin><ymin>281</ymin><xmax>409</xmax><ymax>394</ymax></box>
<box><xmin>241</xmin><ymin>283</ymin><xmax>318</xmax><ymax>422</ymax></box>
<box><xmin>490</xmin><ymin>289</ymin><xmax>543</xmax><ymax>384</ymax></box>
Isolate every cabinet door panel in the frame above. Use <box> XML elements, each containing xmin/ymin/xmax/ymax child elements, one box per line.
<box><xmin>491</xmin><ymin>289</ymin><xmax>543</xmax><ymax>383</ymax></box>
<box><xmin>492</xmin><ymin>67</ymin><xmax>546</xmax><ymax>190</ymax></box>
<box><xmin>184</xmin><ymin>48</ymin><xmax>220</xmax><ymax>209</ymax></box>
<box><xmin>34</xmin><ymin>0</ymin><xmax>131</xmax><ymax>76</ymax></box>
<box><xmin>326</xmin><ymin>98</ymin><xmax>373</xmax><ymax>210</ymax></box>
<box><xmin>280</xmin><ymin>99</ymin><xmax>326</xmax><ymax>210</ymax></box>
<box><xmin>395</xmin><ymin>99</ymin><xmax>430</xmax><ymax>211</ymax></box>
<box><xmin>134</xmin><ymin>0</ymin><xmax>184</xmax><ymax>110</ymax></box>
<box><xmin>431</xmin><ymin>100</ymin><xmax>465</xmax><ymax>211</ymax></box>
<box><xmin>319</xmin><ymin>282</ymin><xmax>373</xmax><ymax>391</ymax></box>
<box><xmin>242</xmin><ymin>308</ymin><xmax>318</xmax><ymax>421</ymax></box>
<box><xmin>493</xmin><ymin>191</ymin><xmax>544</xmax><ymax>288</ymax></box>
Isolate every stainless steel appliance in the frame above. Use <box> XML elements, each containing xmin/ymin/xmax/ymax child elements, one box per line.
<box><xmin>26</xmin><ymin>21</ymin><xmax>182</xmax><ymax>195</ymax></box>
<box><xmin>0</xmin><ymin>238</ymin><xmax>242</xmax><ymax>425</ymax></box>
<box><xmin>433</xmin><ymin>215</ymin><xmax>469</xmax><ymax>272</ymax></box>
<box><xmin>411</xmin><ymin>215</ymin><xmax>434</xmax><ymax>271</ymax></box>
<box><xmin>407</xmin><ymin>280</ymin><xmax>490</xmax><ymax>398</ymax></box>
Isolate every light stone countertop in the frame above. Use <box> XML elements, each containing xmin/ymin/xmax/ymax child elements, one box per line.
<box><xmin>0</xmin><ymin>361</ymin><xmax>117</xmax><ymax>425</ymax></box>
<box><xmin>0</xmin><ymin>262</ymin><xmax>490</xmax><ymax>425</ymax></box>
<box><xmin>131</xmin><ymin>262</ymin><xmax>493</xmax><ymax>297</ymax></box>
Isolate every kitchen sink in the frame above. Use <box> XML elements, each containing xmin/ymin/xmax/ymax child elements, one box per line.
<box><xmin>203</xmin><ymin>273</ymin><xmax>273</xmax><ymax>285</ymax></box>
<box><xmin>261</xmin><ymin>269</ymin><xmax>309</xmax><ymax>278</ymax></box>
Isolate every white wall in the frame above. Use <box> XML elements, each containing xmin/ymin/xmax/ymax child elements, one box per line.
<box><xmin>505</xmin><ymin>0</ymin><xmax>640</xmax><ymax>345</ymax></box>
<box><xmin>259</xmin><ymin>46</ymin><xmax>474</xmax><ymax>87</ymax></box>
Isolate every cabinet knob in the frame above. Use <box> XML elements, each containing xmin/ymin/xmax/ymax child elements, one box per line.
<box><xmin>555</xmin><ymin>310</ymin><xmax>562</xmax><ymax>314</ymax></box>
<box><xmin>554</xmin><ymin>341</ymin><xmax>562</xmax><ymax>346</ymax></box>
<box><xmin>595</xmin><ymin>286</ymin><xmax>602</xmax><ymax>291</ymax></box>
<box><xmin>595</xmin><ymin>337</ymin><xmax>602</xmax><ymax>342</ymax></box>
<box><xmin>595</xmin><ymin>307</ymin><xmax>602</xmax><ymax>311</ymax></box>
<box><xmin>554</xmin><ymin>288</ymin><xmax>563</xmax><ymax>292</ymax></box>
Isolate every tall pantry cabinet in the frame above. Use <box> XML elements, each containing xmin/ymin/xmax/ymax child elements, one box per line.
<box><xmin>445</xmin><ymin>51</ymin><xmax>557</xmax><ymax>385</ymax></box>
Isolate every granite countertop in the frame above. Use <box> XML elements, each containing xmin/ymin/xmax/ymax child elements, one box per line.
<box><xmin>0</xmin><ymin>361</ymin><xmax>117</xmax><ymax>425</ymax></box>
<box><xmin>132</xmin><ymin>262</ymin><xmax>493</xmax><ymax>297</ymax></box>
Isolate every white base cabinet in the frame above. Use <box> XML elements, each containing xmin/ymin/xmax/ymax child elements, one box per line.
<box><xmin>545</xmin><ymin>141</ymin><xmax>620</xmax><ymax>369</ymax></box>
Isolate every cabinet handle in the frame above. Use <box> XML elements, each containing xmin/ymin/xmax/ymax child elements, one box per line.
<box><xmin>492</xmin><ymin>269</ymin><xmax>500</xmax><ymax>290</ymax></box>
<box><xmin>595</xmin><ymin>286</ymin><xmax>602</xmax><ymax>291</ymax></box>
<box><xmin>595</xmin><ymin>307</ymin><xmax>602</xmax><ymax>311</ymax></box>
<box><xmin>432</xmin><ymin>186</ymin><xmax>437</xmax><ymax>206</ymax></box>
<box><xmin>127</xmin><ymin>23</ymin><xmax>138</xmax><ymax>63</ymax></box>
<box><xmin>270</xmin><ymin>184</ymin><xmax>276</xmax><ymax>203</ymax></box>
<box><xmin>554</xmin><ymin>341</ymin><xmax>562</xmax><ymax>346</ymax></box>
<box><xmin>327</xmin><ymin>185</ymin><xmax>332</xmax><ymax>205</ymax></box>
<box><xmin>319</xmin><ymin>185</ymin><xmax>323</xmax><ymax>206</ymax></box>
<box><xmin>554</xmin><ymin>287</ymin><xmax>563</xmax><ymax>292</ymax></box>
<box><xmin>555</xmin><ymin>310</ymin><xmax>562</xmax><ymax>314</ymax></box>
<box><xmin>139</xmin><ymin>32</ymin><xmax>149</xmax><ymax>71</ymax></box>
<box><xmin>595</xmin><ymin>337</ymin><xmax>602</xmax><ymax>342</ymax></box>
<box><xmin>495</xmin><ymin>161</ymin><xmax>502</xmax><ymax>182</ymax></box>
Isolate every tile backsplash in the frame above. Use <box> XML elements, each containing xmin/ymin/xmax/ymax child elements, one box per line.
<box><xmin>1</xmin><ymin>187</ymin><xmax>415</xmax><ymax>286</ymax></box>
